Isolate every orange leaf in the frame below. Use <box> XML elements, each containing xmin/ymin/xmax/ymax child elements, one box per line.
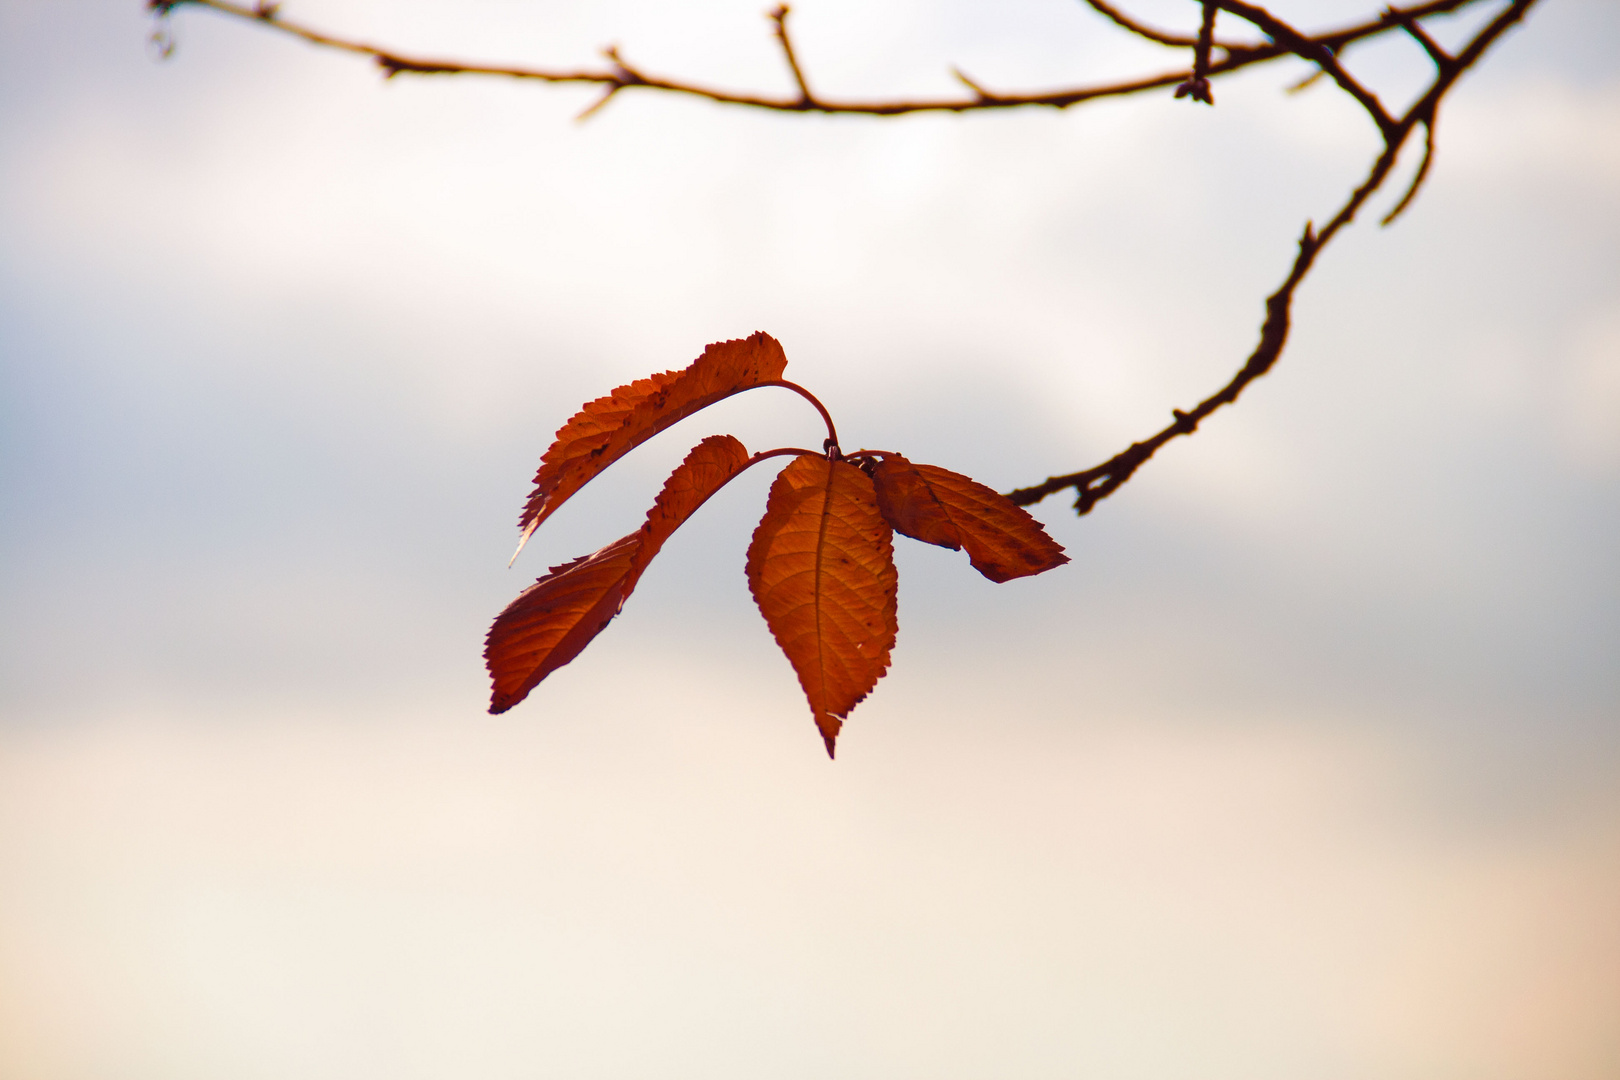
<box><xmin>487</xmin><ymin>435</ymin><xmax>751</xmax><ymax>714</ymax></box>
<box><xmin>747</xmin><ymin>455</ymin><xmax>897</xmax><ymax>757</ymax></box>
<box><xmin>514</xmin><ymin>333</ymin><xmax>787</xmax><ymax>555</ymax></box>
<box><xmin>870</xmin><ymin>454</ymin><xmax>1068</xmax><ymax>582</ymax></box>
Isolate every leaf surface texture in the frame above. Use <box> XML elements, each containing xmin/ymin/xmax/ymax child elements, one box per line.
<box><xmin>747</xmin><ymin>455</ymin><xmax>898</xmax><ymax>756</ymax></box>
<box><xmin>871</xmin><ymin>455</ymin><xmax>1068</xmax><ymax>582</ymax></box>
<box><xmin>487</xmin><ymin>435</ymin><xmax>751</xmax><ymax>713</ymax></box>
<box><xmin>516</xmin><ymin>333</ymin><xmax>787</xmax><ymax>546</ymax></box>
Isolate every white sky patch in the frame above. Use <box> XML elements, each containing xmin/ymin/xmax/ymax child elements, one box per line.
<box><xmin>1563</xmin><ymin>306</ymin><xmax>1620</xmax><ymax>470</ymax></box>
<box><xmin>1443</xmin><ymin>76</ymin><xmax>1620</xmax><ymax>188</ymax></box>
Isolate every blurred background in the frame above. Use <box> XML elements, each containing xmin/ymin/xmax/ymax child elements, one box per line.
<box><xmin>1</xmin><ymin>1</ymin><xmax>1617</xmax><ymax>1077</ymax></box>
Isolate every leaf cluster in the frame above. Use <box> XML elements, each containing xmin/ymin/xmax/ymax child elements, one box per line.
<box><xmin>485</xmin><ymin>333</ymin><xmax>1067</xmax><ymax>756</ymax></box>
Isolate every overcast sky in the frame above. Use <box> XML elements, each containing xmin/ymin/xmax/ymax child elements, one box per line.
<box><xmin>1</xmin><ymin>2</ymin><xmax>1617</xmax><ymax>1078</ymax></box>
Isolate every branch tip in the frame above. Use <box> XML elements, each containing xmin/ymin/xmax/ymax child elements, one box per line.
<box><xmin>1174</xmin><ymin>77</ymin><xmax>1214</xmax><ymax>104</ymax></box>
<box><xmin>1286</xmin><ymin>69</ymin><xmax>1326</xmax><ymax>94</ymax></box>
<box><xmin>769</xmin><ymin>2</ymin><xmax>814</xmax><ymax>105</ymax></box>
<box><xmin>1382</xmin><ymin>117</ymin><xmax>1437</xmax><ymax>225</ymax></box>
<box><xmin>575</xmin><ymin>84</ymin><xmax>620</xmax><ymax>122</ymax></box>
<box><xmin>1176</xmin><ymin>0</ymin><xmax>1219</xmax><ymax>105</ymax></box>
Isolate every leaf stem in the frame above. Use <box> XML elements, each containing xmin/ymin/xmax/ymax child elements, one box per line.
<box><xmin>756</xmin><ymin>380</ymin><xmax>840</xmax><ymax>455</ymax></box>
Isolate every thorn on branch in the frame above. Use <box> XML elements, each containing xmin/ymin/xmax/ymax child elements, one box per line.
<box><xmin>252</xmin><ymin>1</ymin><xmax>279</xmax><ymax>20</ymax></box>
<box><xmin>602</xmin><ymin>45</ymin><xmax>647</xmax><ymax>87</ymax></box>
<box><xmin>576</xmin><ymin>84</ymin><xmax>621</xmax><ymax>122</ymax></box>
<box><xmin>952</xmin><ymin>67</ymin><xmax>998</xmax><ymax>104</ymax></box>
<box><xmin>1171</xmin><ymin>409</ymin><xmax>1198</xmax><ymax>434</ymax></box>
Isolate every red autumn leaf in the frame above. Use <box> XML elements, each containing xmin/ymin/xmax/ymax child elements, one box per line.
<box><xmin>485</xmin><ymin>537</ymin><xmax>639</xmax><ymax>715</ymax></box>
<box><xmin>870</xmin><ymin>454</ymin><xmax>1068</xmax><ymax>582</ymax></box>
<box><xmin>513</xmin><ymin>332</ymin><xmax>787</xmax><ymax>556</ymax></box>
<box><xmin>747</xmin><ymin>454</ymin><xmax>898</xmax><ymax>757</ymax></box>
<box><xmin>487</xmin><ymin>435</ymin><xmax>751</xmax><ymax>714</ymax></box>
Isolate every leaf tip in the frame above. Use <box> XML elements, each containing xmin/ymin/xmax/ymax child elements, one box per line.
<box><xmin>508</xmin><ymin>519</ymin><xmax>539</xmax><ymax>567</ymax></box>
<box><xmin>817</xmin><ymin>714</ymin><xmax>842</xmax><ymax>759</ymax></box>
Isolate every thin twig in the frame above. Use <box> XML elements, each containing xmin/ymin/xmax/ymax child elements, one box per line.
<box><xmin>1214</xmin><ymin>0</ymin><xmax>1395</xmax><ymax>134</ymax></box>
<box><xmin>769</xmin><ymin>5</ymin><xmax>815</xmax><ymax>107</ymax></box>
<box><xmin>1388</xmin><ymin>5</ymin><xmax>1455</xmax><ymax>68</ymax></box>
<box><xmin>1381</xmin><ymin>116</ymin><xmax>1436</xmax><ymax>224</ymax></box>
<box><xmin>1175</xmin><ymin>2</ymin><xmax>1219</xmax><ymax>104</ymax></box>
<box><xmin>1082</xmin><ymin>0</ymin><xmax>1238</xmax><ymax>51</ymax></box>
<box><xmin>1008</xmin><ymin>0</ymin><xmax>1539</xmax><ymax>512</ymax></box>
<box><xmin>574</xmin><ymin>84</ymin><xmax>620</xmax><ymax>122</ymax></box>
<box><xmin>1284</xmin><ymin>68</ymin><xmax>1326</xmax><ymax>94</ymax></box>
<box><xmin>151</xmin><ymin>0</ymin><xmax>1494</xmax><ymax>119</ymax></box>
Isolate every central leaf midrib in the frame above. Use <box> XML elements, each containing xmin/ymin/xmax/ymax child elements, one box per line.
<box><xmin>812</xmin><ymin>459</ymin><xmax>835</xmax><ymax>711</ymax></box>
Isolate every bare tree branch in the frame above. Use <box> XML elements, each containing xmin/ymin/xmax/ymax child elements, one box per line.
<box><xmin>768</xmin><ymin>5</ymin><xmax>816</xmax><ymax>108</ymax></box>
<box><xmin>1214</xmin><ymin>0</ymin><xmax>1395</xmax><ymax>133</ymax></box>
<box><xmin>149</xmin><ymin>0</ymin><xmax>1490</xmax><ymax>116</ymax></box>
<box><xmin>1082</xmin><ymin>0</ymin><xmax>1222</xmax><ymax>50</ymax></box>
<box><xmin>147</xmin><ymin>0</ymin><xmax>1541</xmax><ymax>517</ymax></box>
<box><xmin>1390</xmin><ymin>5</ymin><xmax>1456</xmax><ymax>69</ymax></box>
<box><xmin>1381</xmin><ymin>116</ymin><xmax>1437</xmax><ymax>226</ymax></box>
<box><xmin>1008</xmin><ymin>0</ymin><xmax>1540</xmax><ymax>512</ymax></box>
<box><xmin>1174</xmin><ymin>1</ymin><xmax>1220</xmax><ymax>104</ymax></box>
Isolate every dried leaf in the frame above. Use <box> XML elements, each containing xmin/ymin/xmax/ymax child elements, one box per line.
<box><xmin>747</xmin><ymin>455</ymin><xmax>897</xmax><ymax>757</ymax></box>
<box><xmin>485</xmin><ymin>537</ymin><xmax>639</xmax><ymax>715</ymax></box>
<box><xmin>514</xmin><ymin>333</ymin><xmax>787</xmax><ymax>556</ymax></box>
<box><xmin>870</xmin><ymin>454</ymin><xmax>1068</xmax><ymax>582</ymax></box>
<box><xmin>487</xmin><ymin>435</ymin><xmax>751</xmax><ymax>713</ymax></box>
